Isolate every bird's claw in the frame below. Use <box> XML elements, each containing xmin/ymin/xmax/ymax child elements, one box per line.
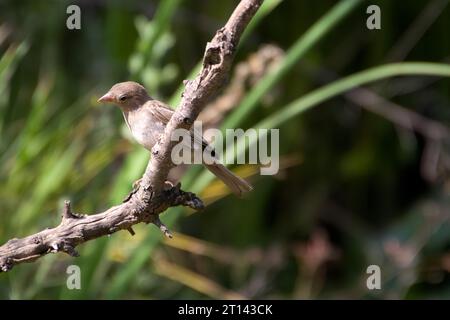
<box><xmin>122</xmin><ymin>178</ymin><xmax>143</xmax><ymax>203</ymax></box>
<box><xmin>123</xmin><ymin>179</ymin><xmax>176</xmax><ymax>203</ymax></box>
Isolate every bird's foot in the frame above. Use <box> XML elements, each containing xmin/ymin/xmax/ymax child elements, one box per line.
<box><xmin>164</xmin><ymin>180</ymin><xmax>175</xmax><ymax>190</ymax></box>
<box><xmin>123</xmin><ymin>179</ymin><xmax>175</xmax><ymax>203</ymax></box>
<box><xmin>122</xmin><ymin>178</ymin><xmax>143</xmax><ymax>203</ymax></box>
<box><xmin>163</xmin><ymin>182</ymin><xmax>205</xmax><ymax>211</ymax></box>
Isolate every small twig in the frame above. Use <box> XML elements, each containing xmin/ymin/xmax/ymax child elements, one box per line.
<box><xmin>151</xmin><ymin>216</ymin><xmax>173</xmax><ymax>239</ymax></box>
<box><xmin>62</xmin><ymin>200</ymin><xmax>73</xmax><ymax>220</ymax></box>
<box><xmin>127</xmin><ymin>227</ymin><xmax>136</xmax><ymax>236</ymax></box>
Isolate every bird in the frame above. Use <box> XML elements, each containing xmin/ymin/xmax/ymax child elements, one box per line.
<box><xmin>98</xmin><ymin>81</ymin><xmax>253</xmax><ymax>197</ymax></box>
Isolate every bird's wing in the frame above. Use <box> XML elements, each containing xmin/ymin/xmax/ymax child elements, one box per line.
<box><xmin>147</xmin><ymin>100</ymin><xmax>175</xmax><ymax>124</ymax></box>
<box><xmin>145</xmin><ymin>99</ymin><xmax>214</xmax><ymax>155</ymax></box>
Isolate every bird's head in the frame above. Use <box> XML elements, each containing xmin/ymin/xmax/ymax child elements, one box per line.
<box><xmin>98</xmin><ymin>81</ymin><xmax>150</xmax><ymax>110</ymax></box>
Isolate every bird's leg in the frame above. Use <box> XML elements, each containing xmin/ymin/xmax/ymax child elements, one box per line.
<box><xmin>164</xmin><ymin>180</ymin><xmax>175</xmax><ymax>190</ymax></box>
<box><xmin>123</xmin><ymin>178</ymin><xmax>175</xmax><ymax>203</ymax></box>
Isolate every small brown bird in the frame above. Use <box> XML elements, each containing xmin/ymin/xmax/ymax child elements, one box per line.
<box><xmin>98</xmin><ymin>81</ymin><xmax>252</xmax><ymax>196</ymax></box>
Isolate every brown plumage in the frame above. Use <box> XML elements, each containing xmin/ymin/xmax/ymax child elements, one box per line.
<box><xmin>98</xmin><ymin>81</ymin><xmax>253</xmax><ymax>197</ymax></box>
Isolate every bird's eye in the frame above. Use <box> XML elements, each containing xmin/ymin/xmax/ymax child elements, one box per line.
<box><xmin>118</xmin><ymin>95</ymin><xmax>128</xmax><ymax>102</ymax></box>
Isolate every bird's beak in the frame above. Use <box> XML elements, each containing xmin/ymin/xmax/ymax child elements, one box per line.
<box><xmin>98</xmin><ymin>92</ymin><xmax>115</xmax><ymax>103</ymax></box>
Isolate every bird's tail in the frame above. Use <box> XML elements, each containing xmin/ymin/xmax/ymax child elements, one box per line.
<box><xmin>205</xmin><ymin>163</ymin><xmax>253</xmax><ymax>197</ymax></box>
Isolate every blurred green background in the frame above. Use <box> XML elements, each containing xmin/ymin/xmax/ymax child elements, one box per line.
<box><xmin>1</xmin><ymin>0</ymin><xmax>450</xmax><ymax>299</ymax></box>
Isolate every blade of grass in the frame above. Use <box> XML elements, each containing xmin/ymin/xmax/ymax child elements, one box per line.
<box><xmin>104</xmin><ymin>209</ymin><xmax>181</xmax><ymax>298</ymax></box>
<box><xmin>0</xmin><ymin>42</ymin><xmax>29</xmax><ymax>136</ymax></box>
<box><xmin>257</xmin><ymin>63</ymin><xmax>450</xmax><ymax>129</ymax></box>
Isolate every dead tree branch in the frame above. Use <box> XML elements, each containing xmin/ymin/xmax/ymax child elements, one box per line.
<box><xmin>0</xmin><ymin>0</ymin><xmax>263</xmax><ymax>273</ymax></box>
